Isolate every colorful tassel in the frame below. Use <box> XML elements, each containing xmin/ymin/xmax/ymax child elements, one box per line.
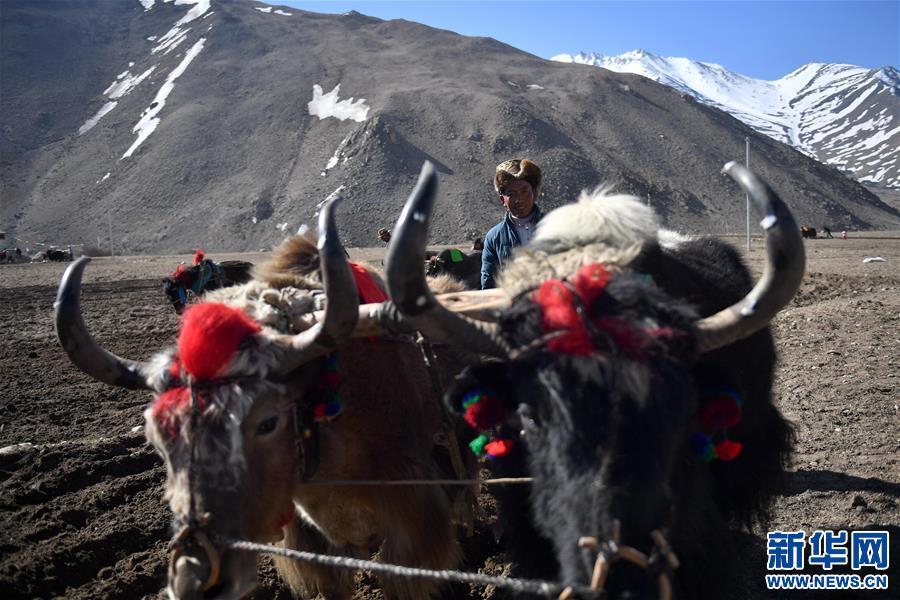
<box><xmin>313</xmin><ymin>355</ymin><xmax>343</xmax><ymax>423</ymax></box>
<box><xmin>692</xmin><ymin>386</ymin><xmax>744</xmax><ymax>462</ymax></box>
<box><xmin>484</xmin><ymin>438</ymin><xmax>514</xmax><ymax>458</ymax></box>
<box><xmin>462</xmin><ymin>392</ymin><xmax>504</xmax><ymax>430</ymax></box>
<box><xmin>469</xmin><ymin>434</ymin><xmax>490</xmax><ymax>456</ymax></box>
<box><xmin>714</xmin><ymin>439</ymin><xmax>742</xmax><ymax>461</ymax></box>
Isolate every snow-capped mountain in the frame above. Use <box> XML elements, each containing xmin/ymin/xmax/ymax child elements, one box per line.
<box><xmin>2</xmin><ymin>2</ymin><xmax>897</xmax><ymax>254</ymax></box>
<box><xmin>552</xmin><ymin>50</ymin><xmax>900</xmax><ymax>189</ymax></box>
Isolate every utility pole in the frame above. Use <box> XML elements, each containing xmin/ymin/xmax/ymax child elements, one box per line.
<box><xmin>108</xmin><ymin>212</ymin><xmax>114</xmax><ymax>257</ymax></box>
<box><xmin>745</xmin><ymin>137</ymin><xmax>751</xmax><ymax>253</ymax></box>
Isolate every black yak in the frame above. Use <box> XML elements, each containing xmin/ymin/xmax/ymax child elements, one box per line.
<box><xmin>426</xmin><ymin>247</ymin><xmax>483</xmax><ymax>290</ymax></box>
<box><xmin>384</xmin><ymin>162</ymin><xmax>804</xmax><ymax>598</ymax></box>
<box><xmin>162</xmin><ymin>252</ymin><xmax>254</xmax><ymax>314</ymax></box>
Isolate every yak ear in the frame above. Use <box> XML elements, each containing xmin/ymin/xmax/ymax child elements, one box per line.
<box><xmin>444</xmin><ymin>360</ymin><xmax>516</xmax><ymax>417</ymax></box>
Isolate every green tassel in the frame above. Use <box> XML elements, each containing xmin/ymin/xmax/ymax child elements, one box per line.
<box><xmin>469</xmin><ymin>434</ymin><xmax>490</xmax><ymax>456</ymax></box>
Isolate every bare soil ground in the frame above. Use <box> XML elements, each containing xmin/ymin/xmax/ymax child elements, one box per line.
<box><xmin>1</xmin><ymin>235</ymin><xmax>898</xmax><ymax>599</ymax></box>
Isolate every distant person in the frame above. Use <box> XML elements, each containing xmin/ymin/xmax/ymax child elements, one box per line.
<box><xmin>822</xmin><ymin>226</ymin><xmax>833</xmax><ymax>239</ymax></box>
<box><xmin>841</xmin><ymin>230</ymin><xmax>847</xmax><ymax>240</ymax></box>
<box><xmin>377</xmin><ymin>228</ymin><xmax>392</xmax><ymax>243</ymax></box>
<box><xmin>481</xmin><ymin>158</ymin><xmax>544</xmax><ymax>289</ymax></box>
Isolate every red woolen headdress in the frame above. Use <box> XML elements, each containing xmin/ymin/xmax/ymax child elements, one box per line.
<box><xmin>178</xmin><ymin>303</ymin><xmax>261</xmax><ymax>381</ymax></box>
<box><xmin>171</xmin><ymin>263</ymin><xmax>190</xmax><ymax>285</ymax></box>
<box><xmin>532</xmin><ymin>263</ymin><xmax>686</xmax><ymax>359</ymax></box>
<box><xmin>151</xmin><ymin>303</ymin><xmax>262</xmax><ymax>434</ymax></box>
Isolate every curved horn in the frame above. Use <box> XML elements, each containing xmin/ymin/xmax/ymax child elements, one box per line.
<box><xmin>386</xmin><ymin>162</ymin><xmax>509</xmax><ymax>356</ymax></box>
<box><xmin>55</xmin><ymin>257</ymin><xmax>153</xmax><ymax>389</ymax></box>
<box><xmin>273</xmin><ymin>195</ymin><xmax>360</xmax><ymax>373</ymax></box>
<box><xmin>694</xmin><ymin>162</ymin><xmax>806</xmax><ymax>352</ymax></box>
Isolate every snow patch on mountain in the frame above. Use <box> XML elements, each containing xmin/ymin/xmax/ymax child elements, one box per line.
<box><xmin>255</xmin><ymin>6</ymin><xmax>292</xmax><ymax>16</ymax></box>
<box><xmin>78</xmin><ymin>66</ymin><xmax>157</xmax><ymax>135</ymax></box>
<box><xmin>79</xmin><ymin>102</ymin><xmax>118</xmax><ymax>135</ymax></box>
<box><xmin>552</xmin><ymin>50</ymin><xmax>899</xmax><ymax>188</ymax></box>
<box><xmin>104</xmin><ymin>67</ymin><xmax>156</xmax><ymax>99</ymax></box>
<box><xmin>123</xmin><ymin>38</ymin><xmax>206</xmax><ymax>158</ymax></box>
<box><xmin>308</xmin><ymin>84</ymin><xmax>370</xmax><ymax>122</ymax></box>
<box><xmin>173</xmin><ymin>0</ymin><xmax>210</xmax><ymax>27</ymax></box>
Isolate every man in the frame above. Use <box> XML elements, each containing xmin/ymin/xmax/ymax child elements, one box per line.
<box><xmin>481</xmin><ymin>158</ymin><xmax>543</xmax><ymax>289</ymax></box>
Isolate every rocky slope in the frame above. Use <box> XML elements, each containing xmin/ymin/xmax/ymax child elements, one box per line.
<box><xmin>1</xmin><ymin>0</ymin><xmax>897</xmax><ymax>254</ymax></box>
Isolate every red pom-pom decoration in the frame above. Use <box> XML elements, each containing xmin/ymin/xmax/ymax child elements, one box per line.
<box><xmin>534</xmin><ymin>280</ymin><xmax>594</xmax><ymax>355</ymax></box>
<box><xmin>463</xmin><ymin>394</ymin><xmax>505</xmax><ymax>430</ymax></box>
<box><xmin>484</xmin><ymin>438</ymin><xmax>514</xmax><ymax>458</ymax></box>
<box><xmin>151</xmin><ymin>387</ymin><xmax>197</xmax><ymax>438</ymax></box>
<box><xmin>178</xmin><ymin>303</ymin><xmax>261</xmax><ymax>380</ymax></box>
<box><xmin>152</xmin><ymin>387</ymin><xmax>190</xmax><ymax>420</ymax></box>
<box><xmin>571</xmin><ymin>263</ymin><xmax>612</xmax><ymax>305</ymax></box>
<box><xmin>532</xmin><ymin>263</ymin><xmax>615</xmax><ymax>356</ymax></box>
<box><xmin>714</xmin><ymin>439</ymin><xmax>742</xmax><ymax>461</ymax></box>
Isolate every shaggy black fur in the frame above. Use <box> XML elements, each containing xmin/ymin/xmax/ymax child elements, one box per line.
<box><xmin>448</xmin><ymin>237</ymin><xmax>794</xmax><ymax>599</ymax></box>
<box><xmin>425</xmin><ymin>249</ymin><xmax>482</xmax><ymax>290</ymax></box>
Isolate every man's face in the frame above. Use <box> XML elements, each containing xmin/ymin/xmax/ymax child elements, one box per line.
<box><xmin>499</xmin><ymin>180</ymin><xmax>535</xmax><ymax>219</ymax></box>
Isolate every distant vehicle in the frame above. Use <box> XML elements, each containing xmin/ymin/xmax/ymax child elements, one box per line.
<box><xmin>43</xmin><ymin>248</ymin><xmax>71</xmax><ymax>262</ymax></box>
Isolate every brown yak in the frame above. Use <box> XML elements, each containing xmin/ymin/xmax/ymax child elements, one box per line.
<box><xmin>54</xmin><ymin>198</ymin><xmax>470</xmax><ymax>599</ymax></box>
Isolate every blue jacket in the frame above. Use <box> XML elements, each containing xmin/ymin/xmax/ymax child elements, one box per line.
<box><xmin>480</xmin><ymin>205</ymin><xmax>543</xmax><ymax>289</ymax></box>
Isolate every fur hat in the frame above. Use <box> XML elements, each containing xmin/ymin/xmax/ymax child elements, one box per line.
<box><xmin>494</xmin><ymin>158</ymin><xmax>542</xmax><ymax>198</ymax></box>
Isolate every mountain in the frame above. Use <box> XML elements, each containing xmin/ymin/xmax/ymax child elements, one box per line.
<box><xmin>551</xmin><ymin>50</ymin><xmax>900</xmax><ymax>190</ymax></box>
<box><xmin>1</xmin><ymin>1</ymin><xmax>898</xmax><ymax>255</ymax></box>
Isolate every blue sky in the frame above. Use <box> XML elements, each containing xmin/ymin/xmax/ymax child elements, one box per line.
<box><xmin>282</xmin><ymin>1</ymin><xmax>899</xmax><ymax>80</ymax></box>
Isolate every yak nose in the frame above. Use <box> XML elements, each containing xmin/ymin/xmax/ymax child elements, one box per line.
<box><xmin>170</xmin><ymin>550</ymin><xmax>210</xmax><ymax>599</ymax></box>
<box><xmin>168</xmin><ymin>531</ymin><xmax>222</xmax><ymax>599</ymax></box>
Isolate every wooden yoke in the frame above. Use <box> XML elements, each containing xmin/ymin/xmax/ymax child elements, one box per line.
<box><xmin>307</xmin><ymin>288</ymin><xmax>510</xmax><ymax>338</ymax></box>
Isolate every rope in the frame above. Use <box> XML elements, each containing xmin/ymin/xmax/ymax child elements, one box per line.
<box><xmin>299</xmin><ymin>477</ymin><xmax>532</xmax><ymax>486</ymax></box>
<box><xmin>215</xmin><ymin>536</ymin><xmax>599</xmax><ymax>598</ymax></box>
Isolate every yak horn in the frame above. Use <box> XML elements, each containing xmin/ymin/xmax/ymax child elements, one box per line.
<box><xmin>694</xmin><ymin>162</ymin><xmax>806</xmax><ymax>352</ymax></box>
<box><xmin>272</xmin><ymin>195</ymin><xmax>360</xmax><ymax>372</ymax></box>
<box><xmin>55</xmin><ymin>257</ymin><xmax>153</xmax><ymax>390</ymax></box>
<box><xmin>385</xmin><ymin>162</ymin><xmax>509</xmax><ymax>357</ymax></box>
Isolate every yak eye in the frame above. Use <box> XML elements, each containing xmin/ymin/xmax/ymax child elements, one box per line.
<box><xmin>256</xmin><ymin>416</ymin><xmax>279</xmax><ymax>436</ymax></box>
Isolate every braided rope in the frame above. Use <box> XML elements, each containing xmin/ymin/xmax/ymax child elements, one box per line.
<box><xmin>215</xmin><ymin>536</ymin><xmax>598</xmax><ymax>598</ymax></box>
<box><xmin>300</xmin><ymin>477</ymin><xmax>532</xmax><ymax>486</ymax></box>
